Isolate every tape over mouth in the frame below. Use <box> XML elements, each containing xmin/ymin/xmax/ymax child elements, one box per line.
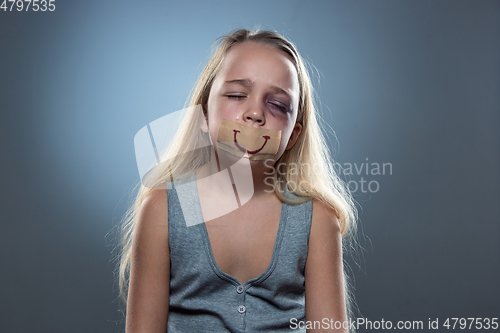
<box><xmin>216</xmin><ymin>118</ymin><xmax>281</xmax><ymax>160</ymax></box>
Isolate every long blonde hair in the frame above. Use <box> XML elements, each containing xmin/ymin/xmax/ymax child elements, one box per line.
<box><xmin>118</xmin><ymin>28</ymin><xmax>358</xmax><ymax>321</ymax></box>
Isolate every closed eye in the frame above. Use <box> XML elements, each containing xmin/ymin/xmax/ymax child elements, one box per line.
<box><xmin>268</xmin><ymin>101</ymin><xmax>288</xmax><ymax>112</ymax></box>
<box><xmin>226</xmin><ymin>94</ymin><xmax>246</xmax><ymax>99</ymax></box>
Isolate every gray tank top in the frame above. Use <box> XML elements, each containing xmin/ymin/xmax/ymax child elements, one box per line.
<box><xmin>166</xmin><ymin>172</ymin><xmax>313</xmax><ymax>332</ymax></box>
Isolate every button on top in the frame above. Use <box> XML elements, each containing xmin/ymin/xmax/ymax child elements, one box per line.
<box><xmin>238</xmin><ymin>305</ymin><xmax>246</xmax><ymax>314</ymax></box>
<box><xmin>236</xmin><ymin>285</ymin><xmax>244</xmax><ymax>294</ymax></box>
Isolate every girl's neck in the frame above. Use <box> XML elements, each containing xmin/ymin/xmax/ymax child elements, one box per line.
<box><xmin>196</xmin><ymin>148</ymin><xmax>276</xmax><ymax>200</ymax></box>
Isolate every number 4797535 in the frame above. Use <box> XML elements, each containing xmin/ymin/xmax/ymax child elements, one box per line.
<box><xmin>443</xmin><ymin>318</ymin><xmax>498</xmax><ymax>330</ymax></box>
<box><xmin>1</xmin><ymin>0</ymin><xmax>56</xmax><ymax>12</ymax></box>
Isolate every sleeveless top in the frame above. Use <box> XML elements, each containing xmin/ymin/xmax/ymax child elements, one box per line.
<box><xmin>166</xmin><ymin>172</ymin><xmax>313</xmax><ymax>332</ymax></box>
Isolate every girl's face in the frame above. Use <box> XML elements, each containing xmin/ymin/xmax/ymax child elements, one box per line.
<box><xmin>203</xmin><ymin>41</ymin><xmax>302</xmax><ymax>163</ymax></box>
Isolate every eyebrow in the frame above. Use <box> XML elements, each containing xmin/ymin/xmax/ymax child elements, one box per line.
<box><xmin>224</xmin><ymin>79</ymin><xmax>292</xmax><ymax>99</ymax></box>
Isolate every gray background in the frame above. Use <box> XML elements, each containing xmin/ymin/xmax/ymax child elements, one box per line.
<box><xmin>1</xmin><ymin>0</ymin><xmax>498</xmax><ymax>332</ymax></box>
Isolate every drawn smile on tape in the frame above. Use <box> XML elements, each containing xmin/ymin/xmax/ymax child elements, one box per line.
<box><xmin>233</xmin><ymin>130</ymin><xmax>271</xmax><ymax>154</ymax></box>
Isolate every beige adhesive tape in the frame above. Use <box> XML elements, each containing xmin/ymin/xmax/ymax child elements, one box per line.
<box><xmin>216</xmin><ymin>118</ymin><xmax>282</xmax><ymax>160</ymax></box>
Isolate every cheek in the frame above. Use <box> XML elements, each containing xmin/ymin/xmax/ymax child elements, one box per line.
<box><xmin>206</xmin><ymin>98</ymin><xmax>219</xmax><ymax>125</ymax></box>
<box><xmin>281</xmin><ymin>123</ymin><xmax>294</xmax><ymax>139</ymax></box>
<box><xmin>281</xmin><ymin>125</ymin><xmax>297</xmax><ymax>148</ymax></box>
<box><xmin>208</xmin><ymin>98</ymin><xmax>234</xmax><ymax>124</ymax></box>
<box><xmin>205</xmin><ymin>101</ymin><xmax>226</xmax><ymax>139</ymax></box>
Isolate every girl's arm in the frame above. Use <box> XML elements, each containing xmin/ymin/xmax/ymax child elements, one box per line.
<box><xmin>126</xmin><ymin>189</ymin><xmax>170</xmax><ymax>333</ymax></box>
<box><xmin>305</xmin><ymin>199</ymin><xmax>348</xmax><ymax>333</ymax></box>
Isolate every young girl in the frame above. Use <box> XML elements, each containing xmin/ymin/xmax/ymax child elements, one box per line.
<box><xmin>119</xmin><ymin>29</ymin><xmax>358</xmax><ymax>332</ymax></box>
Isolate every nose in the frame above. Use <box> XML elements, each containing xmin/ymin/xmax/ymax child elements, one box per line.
<box><xmin>240</xmin><ymin>99</ymin><xmax>265</xmax><ymax>126</ymax></box>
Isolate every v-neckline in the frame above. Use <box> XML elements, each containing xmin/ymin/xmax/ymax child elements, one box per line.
<box><xmin>187</xmin><ymin>172</ymin><xmax>287</xmax><ymax>287</ymax></box>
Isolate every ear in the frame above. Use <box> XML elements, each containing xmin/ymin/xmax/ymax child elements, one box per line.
<box><xmin>200</xmin><ymin>108</ymin><xmax>209</xmax><ymax>133</ymax></box>
<box><xmin>285</xmin><ymin>123</ymin><xmax>303</xmax><ymax>150</ymax></box>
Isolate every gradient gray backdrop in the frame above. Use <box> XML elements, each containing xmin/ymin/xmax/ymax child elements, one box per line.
<box><xmin>1</xmin><ymin>1</ymin><xmax>498</xmax><ymax>332</ymax></box>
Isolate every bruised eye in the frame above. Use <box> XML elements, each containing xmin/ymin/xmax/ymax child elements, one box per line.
<box><xmin>268</xmin><ymin>100</ymin><xmax>289</xmax><ymax>112</ymax></box>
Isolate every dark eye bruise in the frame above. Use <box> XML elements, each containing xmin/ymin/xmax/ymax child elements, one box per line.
<box><xmin>270</xmin><ymin>101</ymin><xmax>288</xmax><ymax>112</ymax></box>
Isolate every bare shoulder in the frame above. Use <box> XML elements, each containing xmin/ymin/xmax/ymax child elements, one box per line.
<box><xmin>307</xmin><ymin>198</ymin><xmax>342</xmax><ymax>268</ymax></box>
<box><xmin>132</xmin><ymin>187</ymin><xmax>170</xmax><ymax>261</ymax></box>
<box><xmin>131</xmin><ymin>187</ymin><xmax>170</xmax><ymax>266</ymax></box>
<box><xmin>141</xmin><ymin>188</ymin><xmax>168</xmax><ymax>213</ymax></box>
<box><xmin>137</xmin><ymin>188</ymin><xmax>169</xmax><ymax>231</ymax></box>
<box><xmin>310</xmin><ymin>198</ymin><xmax>342</xmax><ymax>243</ymax></box>
<box><xmin>126</xmin><ymin>187</ymin><xmax>170</xmax><ymax>332</ymax></box>
<box><xmin>305</xmin><ymin>199</ymin><xmax>347</xmax><ymax>327</ymax></box>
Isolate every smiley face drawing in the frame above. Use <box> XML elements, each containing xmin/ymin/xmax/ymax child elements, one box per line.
<box><xmin>233</xmin><ymin>129</ymin><xmax>271</xmax><ymax>154</ymax></box>
<box><xmin>217</xmin><ymin>119</ymin><xmax>282</xmax><ymax>160</ymax></box>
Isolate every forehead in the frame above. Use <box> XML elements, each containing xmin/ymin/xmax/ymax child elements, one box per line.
<box><xmin>217</xmin><ymin>42</ymin><xmax>299</xmax><ymax>95</ymax></box>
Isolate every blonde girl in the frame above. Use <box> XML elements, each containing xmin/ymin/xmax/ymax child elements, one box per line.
<box><xmin>119</xmin><ymin>29</ymin><xmax>358</xmax><ymax>332</ymax></box>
